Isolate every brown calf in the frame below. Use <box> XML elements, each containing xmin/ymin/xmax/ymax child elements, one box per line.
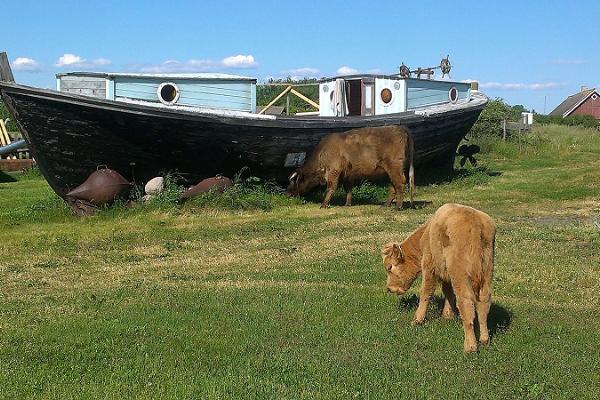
<box><xmin>287</xmin><ymin>125</ymin><xmax>414</xmax><ymax>209</ymax></box>
<box><xmin>382</xmin><ymin>203</ymin><xmax>496</xmax><ymax>352</ymax></box>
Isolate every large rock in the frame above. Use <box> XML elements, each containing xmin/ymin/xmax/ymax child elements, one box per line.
<box><xmin>179</xmin><ymin>176</ymin><xmax>233</xmax><ymax>203</ymax></box>
<box><xmin>66</xmin><ymin>168</ymin><xmax>131</xmax><ymax>206</ymax></box>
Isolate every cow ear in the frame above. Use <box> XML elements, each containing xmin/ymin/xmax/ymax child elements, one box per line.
<box><xmin>382</xmin><ymin>243</ymin><xmax>395</xmax><ymax>257</ymax></box>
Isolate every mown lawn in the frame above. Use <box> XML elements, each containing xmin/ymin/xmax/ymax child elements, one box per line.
<box><xmin>1</xmin><ymin>125</ymin><xmax>599</xmax><ymax>399</ymax></box>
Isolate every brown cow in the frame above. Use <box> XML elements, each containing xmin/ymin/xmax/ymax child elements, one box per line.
<box><xmin>382</xmin><ymin>203</ymin><xmax>496</xmax><ymax>352</ymax></box>
<box><xmin>287</xmin><ymin>125</ymin><xmax>414</xmax><ymax>209</ymax></box>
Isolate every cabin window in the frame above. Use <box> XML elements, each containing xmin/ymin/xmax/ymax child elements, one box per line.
<box><xmin>449</xmin><ymin>87</ymin><xmax>459</xmax><ymax>104</ymax></box>
<box><xmin>592</xmin><ymin>94</ymin><xmax>598</xmax><ymax>100</ymax></box>
<box><xmin>381</xmin><ymin>88</ymin><xmax>393</xmax><ymax>104</ymax></box>
<box><xmin>157</xmin><ymin>82</ymin><xmax>180</xmax><ymax>105</ymax></box>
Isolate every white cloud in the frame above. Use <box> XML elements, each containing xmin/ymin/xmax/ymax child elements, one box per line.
<box><xmin>56</xmin><ymin>54</ymin><xmax>84</xmax><ymax>67</ymax></box>
<box><xmin>55</xmin><ymin>53</ymin><xmax>111</xmax><ymax>68</ymax></box>
<box><xmin>286</xmin><ymin>67</ymin><xmax>320</xmax><ymax>77</ymax></box>
<box><xmin>337</xmin><ymin>66</ymin><xmax>358</xmax><ymax>75</ymax></box>
<box><xmin>12</xmin><ymin>57</ymin><xmax>41</xmax><ymax>72</ymax></box>
<box><xmin>93</xmin><ymin>58</ymin><xmax>112</xmax><ymax>66</ymax></box>
<box><xmin>366</xmin><ymin>68</ymin><xmax>384</xmax><ymax>74</ymax></box>
<box><xmin>480</xmin><ymin>82</ymin><xmax>564</xmax><ymax>90</ymax></box>
<box><xmin>221</xmin><ymin>54</ymin><xmax>257</xmax><ymax>68</ymax></box>
<box><xmin>551</xmin><ymin>59</ymin><xmax>586</xmax><ymax>65</ymax></box>
<box><xmin>129</xmin><ymin>54</ymin><xmax>258</xmax><ymax>73</ymax></box>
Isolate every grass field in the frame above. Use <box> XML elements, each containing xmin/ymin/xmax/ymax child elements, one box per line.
<box><xmin>1</xmin><ymin>125</ymin><xmax>599</xmax><ymax>399</ymax></box>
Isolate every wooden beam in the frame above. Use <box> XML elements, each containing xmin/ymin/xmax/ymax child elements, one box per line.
<box><xmin>258</xmin><ymin>85</ymin><xmax>292</xmax><ymax>115</ymax></box>
<box><xmin>0</xmin><ymin>52</ymin><xmax>15</xmax><ymax>83</ymax></box>
<box><xmin>290</xmin><ymin>88</ymin><xmax>319</xmax><ymax>110</ymax></box>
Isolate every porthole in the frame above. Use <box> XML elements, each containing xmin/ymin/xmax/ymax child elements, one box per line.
<box><xmin>449</xmin><ymin>87</ymin><xmax>459</xmax><ymax>104</ymax></box>
<box><xmin>157</xmin><ymin>82</ymin><xmax>180</xmax><ymax>105</ymax></box>
<box><xmin>322</xmin><ymin>84</ymin><xmax>329</xmax><ymax>92</ymax></box>
<box><xmin>381</xmin><ymin>88</ymin><xmax>393</xmax><ymax>104</ymax></box>
<box><xmin>393</xmin><ymin>81</ymin><xmax>401</xmax><ymax>90</ymax></box>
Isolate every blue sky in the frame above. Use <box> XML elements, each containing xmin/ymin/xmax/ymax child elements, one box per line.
<box><xmin>4</xmin><ymin>0</ymin><xmax>599</xmax><ymax>113</ymax></box>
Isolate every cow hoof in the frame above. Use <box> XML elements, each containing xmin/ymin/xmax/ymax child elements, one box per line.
<box><xmin>480</xmin><ymin>336</ymin><xmax>490</xmax><ymax>346</ymax></box>
<box><xmin>463</xmin><ymin>342</ymin><xmax>478</xmax><ymax>353</ymax></box>
<box><xmin>442</xmin><ymin>311</ymin><xmax>455</xmax><ymax>320</ymax></box>
<box><xmin>411</xmin><ymin>318</ymin><xmax>424</xmax><ymax>326</ymax></box>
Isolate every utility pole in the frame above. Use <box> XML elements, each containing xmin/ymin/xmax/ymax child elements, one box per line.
<box><xmin>544</xmin><ymin>95</ymin><xmax>547</xmax><ymax>114</ymax></box>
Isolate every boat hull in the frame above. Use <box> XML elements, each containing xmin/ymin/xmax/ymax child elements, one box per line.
<box><xmin>0</xmin><ymin>83</ymin><xmax>486</xmax><ymax>198</ymax></box>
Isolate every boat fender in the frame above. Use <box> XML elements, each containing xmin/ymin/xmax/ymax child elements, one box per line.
<box><xmin>66</xmin><ymin>168</ymin><xmax>132</xmax><ymax>206</ymax></box>
<box><xmin>179</xmin><ymin>176</ymin><xmax>233</xmax><ymax>203</ymax></box>
<box><xmin>145</xmin><ymin>176</ymin><xmax>165</xmax><ymax>196</ymax></box>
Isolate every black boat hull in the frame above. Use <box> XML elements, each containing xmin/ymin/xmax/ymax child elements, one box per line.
<box><xmin>0</xmin><ymin>82</ymin><xmax>485</xmax><ymax>198</ymax></box>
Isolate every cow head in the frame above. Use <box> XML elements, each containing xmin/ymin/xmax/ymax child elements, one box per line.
<box><xmin>286</xmin><ymin>169</ymin><xmax>322</xmax><ymax>196</ymax></box>
<box><xmin>381</xmin><ymin>243</ymin><xmax>420</xmax><ymax>295</ymax></box>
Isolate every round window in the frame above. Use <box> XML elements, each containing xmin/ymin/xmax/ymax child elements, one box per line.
<box><xmin>157</xmin><ymin>82</ymin><xmax>180</xmax><ymax>105</ymax></box>
<box><xmin>381</xmin><ymin>88</ymin><xmax>393</xmax><ymax>104</ymax></box>
<box><xmin>323</xmin><ymin>84</ymin><xmax>329</xmax><ymax>93</ymax></box>
<box><xmin>448</xmin><ymin>87</ymin><xmax>459</xmax><ymax>104</ymax></box>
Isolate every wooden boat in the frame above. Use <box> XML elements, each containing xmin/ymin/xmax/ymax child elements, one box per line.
<box><xmin>0</xmin><ymin>52</ymin><xmax>487</xmax><ymax>198</ymax></box>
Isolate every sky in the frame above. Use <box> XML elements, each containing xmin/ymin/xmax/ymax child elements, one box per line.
<box><xmin>3</xmin><ymin>0</ymin><xmax>599</xmax><ymax>113</ymax></box>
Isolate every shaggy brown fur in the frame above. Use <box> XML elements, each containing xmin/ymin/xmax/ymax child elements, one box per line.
<box><xmin>287</xmin><ymin>125</ymin><xmax>414</xmax><ymax>209</ymax></box>
<box><xmin>382</xmin><ymin>203</ymin><xmax>496</xmax><ymax>353</ymax></box>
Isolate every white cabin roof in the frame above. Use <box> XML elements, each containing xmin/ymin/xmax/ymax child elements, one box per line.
<box><xmin>56</xmin><ymin>72</ymin><xmax>256</xmax><ymax>82</ymax></box>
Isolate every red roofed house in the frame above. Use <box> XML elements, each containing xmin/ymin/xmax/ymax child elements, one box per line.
<box><xmin>549</xmin><ymin>86</ymin><xmax>600</xmax><ymax>123</ymax></box>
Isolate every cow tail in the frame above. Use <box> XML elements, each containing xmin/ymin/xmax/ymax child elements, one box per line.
<box><xmin>408</xmin><ymin>131</ymin><xmax>415</xmax><ymax>207</ymax></box>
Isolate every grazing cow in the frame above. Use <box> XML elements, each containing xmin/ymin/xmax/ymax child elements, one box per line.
<box><xmin>382</xmin><ymin>203</ymin><xmax>496</xmax><ymax>352</ymax></box>
<box><xmin>287</xmin><ymin>125</ymin><xmax>414</xmax><ymax>209</ymax></box>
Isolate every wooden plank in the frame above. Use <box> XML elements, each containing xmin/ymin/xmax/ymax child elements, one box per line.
<box><xmin>290</xmin><ymin>88</ymin><xmax>319</xmax><ymax>109</ymax></box>
<box><xmin>258</xmin><ymin>85</ymin><xmax>292</xmax><ymax>114</ymax></box>
<box><xmin>0</xmin><ymin>119</ymin><xmax>11</xmax><ymax>145</ymax></box>
<box><xmin>0</xmin><ymin>52</ymin><xmax>15</xmax><ymax>82</ymax></box>
<box><xmin>60</xmin><ymin>80</ymin><xmax>106</xmax><ymax>90</ymax></box>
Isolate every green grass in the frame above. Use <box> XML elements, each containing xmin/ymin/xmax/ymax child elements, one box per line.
<box><xmin>1</xmin><ymin>125</ymin><xmax>600</xmax><ymax>399</ymax></box>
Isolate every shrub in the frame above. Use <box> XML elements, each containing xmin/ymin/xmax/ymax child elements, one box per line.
<box><xmin>469</xmin><ymin>99</ymin><xmax>523</xmax><ymax>138</ymax></box>
<box><xmin>534</xmin><ymin>113</ymin><xmax>598</xmax><ymax>129</ymax></box>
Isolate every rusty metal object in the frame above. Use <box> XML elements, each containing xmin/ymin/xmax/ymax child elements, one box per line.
<box><xmin>65</xmin><ymin>168</ymin><xmax>131</xmax><ymax>206</ymax></box>
<box><xmin>179</xmin><ymin>176</ymin><xmax>233</xmax><ymax>202</ymax></box>
<box><xmin>457</xmin><ymin>144</ymin><xmax>480</xmax><ymax>167</ymax></box>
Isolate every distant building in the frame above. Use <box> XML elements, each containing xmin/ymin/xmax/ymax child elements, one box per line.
<box><xmin>549</xmin><ymin>86</ymin><xmax>600</xmax><ymax>122</ymax></box>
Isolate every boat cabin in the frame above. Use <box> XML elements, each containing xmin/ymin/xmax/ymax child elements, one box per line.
<box><xmin>56</xmin><ymin>71</ymin><xmax>470</xmax><ymax>117</ymax></box>
<box><xmin>56</xmin><ymin>72</ymin><xmax>257</xmax><ymax>113</ymax></box>
<box><xmin>318</xmin><ymin>75</ymin><xmax>471</xmax><ymax>117</ymax></box>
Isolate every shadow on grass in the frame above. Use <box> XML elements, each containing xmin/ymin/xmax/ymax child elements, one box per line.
<box><xmin>396</xmin><ymin>294</ymin><xmax>512</xmax><ymax>338</ymax></box>
<box><xmin>0</xmin><ymin>170</ymin><xmax>17</xmax><ymax>183</ymax></box>
<box><xmin>415</xmin><ymin>165</ymin><xmax>502</xmax><ymax>186</ymax></box>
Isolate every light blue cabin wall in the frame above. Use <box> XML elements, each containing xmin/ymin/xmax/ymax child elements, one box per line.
<box><xmin>406</xmin><ymin>79</ymin><xmax>470</xmax><ymax>110</ymax></box>
<box><xmin>106</xmin><ymin>79</ymin><xmax>115</xmax><ymax>100</ymax></box>
<box><xmin>114</xmin><ymin>78</ymin><xmax>255</xmax><ymax>112</ymax></box>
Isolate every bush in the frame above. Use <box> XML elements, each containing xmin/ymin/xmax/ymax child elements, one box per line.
<box><xmin>534</xmin><ymin>113</ymin><xmax>598</xmax><ymax>129</ymax></box>
<box><xmin>469</xmin><ymin>99</ymin><xmax>525</xmax><ymax>138</ymax></box>
<box><xmin>0</xmin><ymin>100</ymin><xmax>17</xmax><ymax>131</ymax></box>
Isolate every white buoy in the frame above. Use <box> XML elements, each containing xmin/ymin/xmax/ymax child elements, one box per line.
<box><xmin>145</xmin><ymin>177</ymin><xmax>164</xmax><ymax>196</ymax></box>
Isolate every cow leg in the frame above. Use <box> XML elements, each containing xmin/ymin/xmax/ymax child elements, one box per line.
<box><xmin>441</xmin><ymin>281</ymin><xmax>456</xmax><ymax>320</ymax></box>
<box><xmin>343</xmin><ymin>179</ymin><xmax>353</xmax><ymax>206</ymax></box>
<box><xmin>412</xmin><ymin>264</ymin><xmax>436</xmax><ymax>326</ymax></box>
<box><xmin>382</xmin><ymin>162</ymin><xmax>406</xmax><ymax>210</ymax></box>
<box><xmin>383</xmin><ymin>186</ymin><xmax>395</xmax><ymax>207</ymax></box>
<box><xmin>321</xmin><ymin>170</ymin><xmax>340</xmax><ymax>208</ymax></box>
<box><xmin>476</xmin><ymin>284</ymin><xmax>492</xmax><ymax>345</ymax></box>
<box><xmin>452</xmin><ymin>281</ymin><xmax>478</xmax><ymax>353</ymax></box>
